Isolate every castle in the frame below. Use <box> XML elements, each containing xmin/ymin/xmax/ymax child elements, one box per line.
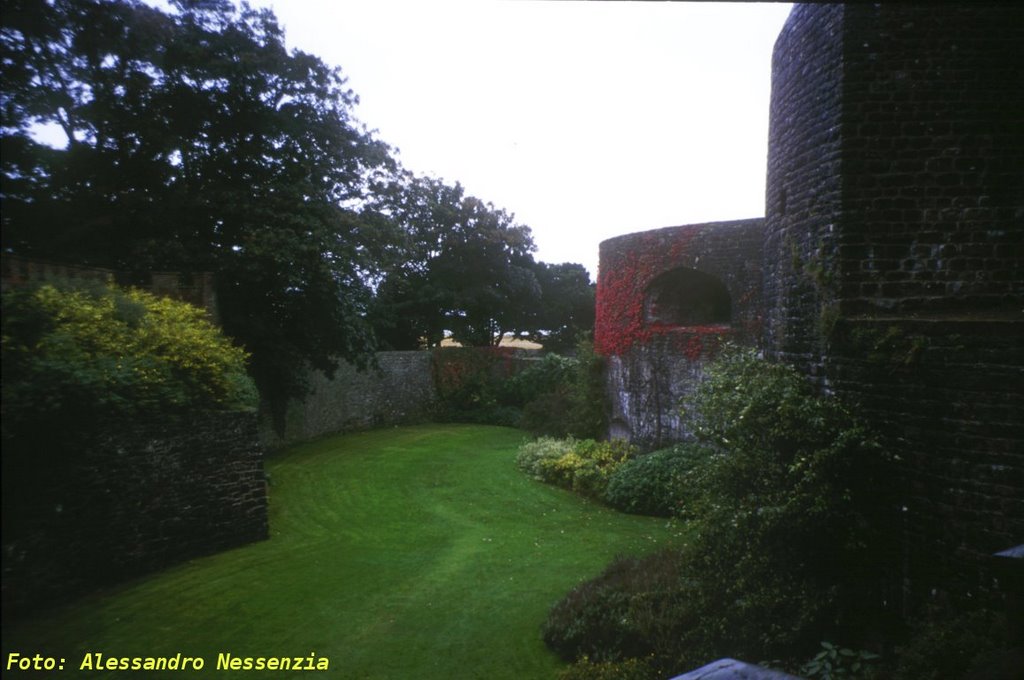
<box><xmin>597</xmin><ymin>4</ymin><xmax>1022</xmax><ymax>610</ymax></box>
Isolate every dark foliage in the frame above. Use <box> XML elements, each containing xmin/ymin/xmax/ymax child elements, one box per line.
<box><xmin>603</xmin><ymin>444</ymin><xmax>710</xmax><ymax>518</ymax></box>
<box><xmin>516</xmin><ymin>338</ymin><xmax>607</xmax><ymax>439</ymax></box>
<box><xmin>1</xmin><ymin>0</ymin><xmax>394</xmax><ymax>419</ymax></box>
<box><xmin>542</xmin><ymin>348</ymin><xmax>899</xmax><ymax>671</ymax></box>
<box><xmin>366</xmin><ymin>174</ymin><xmax>594</xmax><ymax>350</ymax></box>
<box><xmin>542</xmin><ymin>549</ymin><xmax>692</xmax><ymax>667</ymax></box>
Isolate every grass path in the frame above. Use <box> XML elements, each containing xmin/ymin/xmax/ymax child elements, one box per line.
<box><xmin>4</xmin><ymin>425</ymin><xmax>686</xmax><ymax>679</ymax></box>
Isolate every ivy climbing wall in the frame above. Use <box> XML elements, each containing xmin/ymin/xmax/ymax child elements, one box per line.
<box><xmin>596</xmin><ymin>220</ymin><xmax>763</xmax><ymax>448</ymax></box>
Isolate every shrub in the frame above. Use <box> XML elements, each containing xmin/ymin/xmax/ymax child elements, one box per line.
<box><xmin>542</xmin><ymin>347</ymin><xmax>896</xmax><ymax>669</ymax></box>
<box><xmin>515</xmin><ymin>337</ymin><xmax>609</xmax><ymax>439</ymax></box>
<box><xmin>603</xmin><ymin>444</ymin><xmax>710</xmax><ymax>517</ymax></box>
<box><xmin>799</xmin><ymin>641</ymin><xmax>881</xmax><ymax>680</ymax></box>
<box><xmin>429</xmin><ymin>336</ymin><xmax>608</xmax><ymax>436</ymax></box>
<box><xmin>1</xmin><ymin>280</ymin><xmax>256</xmax><ymax>432</ymax></box>
<box><xmin>516</xmin><ymin>437</ymin><xmax>577</xmax><ymax>482</ymax></box>
<box><xmin>562</xmin><ymin>337</ymin><xmax>608</xmax><ymax>439</ymax></box>
<box><xmin>542</xmin><ymin>549</ymin><xmax>697</xmax><ymax>669</ymax></box>
<box><xmin>517</xmin><ymin>437</ymin><xmax>635</xmax><ymax>499</ymax></box>
<box><xmin>557</xmin><ymin>655</ymin><xmax>661</xmax><ymax>680</ymax></box>
<box><xmin>887</xmin><ymin>605</ymin><xmax>1017</xmax><ymax>680</ymax></box>
<box><xmin>431</xmin><ymin>347</ymin><xmax>513</xmax><ymax>423</ymax></box>
<box><xmin>677</xmin><ymin>348</ymin><xmax>896</xmax><ymax>659</ymax></box>
<box><xmin>500</xmin><ymin>352</ymin><xmax>576</xmax><ymax>407</ymax></box>
<box><xmin>566</xmin><ymin>439</ymin><xmax>636</xmax><ymax>498</ymax></box>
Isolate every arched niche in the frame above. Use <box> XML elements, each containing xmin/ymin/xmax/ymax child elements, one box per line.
<box><xmin>644</xmin><ymin>268</ymin><xmax>731</xmax><ymax>326</ymax></box>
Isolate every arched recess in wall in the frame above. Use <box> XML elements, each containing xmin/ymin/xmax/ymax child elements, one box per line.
<box><xmin>644</xmin><ymin>267</ymin><xmax>731</xmax><ymax>326</ymax></box>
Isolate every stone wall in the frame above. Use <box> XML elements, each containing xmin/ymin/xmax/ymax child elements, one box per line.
<box><xmin>2</xmin><ymin>411</ymin><xmax>268</xmax><ymax>618</ymax></box>
<box><xmin>260</xmin><ymin>351</ymin><xmax>438</xmax><ymax>450</ymax></box>
<box><xmin>597</xmin><ymin>220</ymin><xmax>763</xmax><ymax>449</ymax></box>
<box><xmin>1</xmin><ymin>253</ymin><xmax>219</xmax><ymax>322</ymax></box>
<box><xmin>763</xmin><ymin>4</ymin><xmax>846</xmax><ymax>384</ymax></box>
<box><xmin>837</xmin><ymin>5</ymin><xmax>1023</xmax><ymax>320</ymax></box>
<box><xmin>765</xmin><ymin>4</ymin><xmax>1024</xmax><ymax>609</ymax></box>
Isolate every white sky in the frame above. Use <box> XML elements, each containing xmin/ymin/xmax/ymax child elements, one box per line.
<box><xmin>243</xmin><ymin>1</ymin><xmax>793</xmax><ymax>278</ymax></box>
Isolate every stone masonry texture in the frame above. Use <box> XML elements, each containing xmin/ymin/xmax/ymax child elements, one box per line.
<box><xmin>259</xmin><ymin>351</ymin><xmax>438</xmax><ymax>451</ymax></box>
<box><xmin>597</xmin><ymin>220</ymin><xmax>763</xmax><ymax>449</ymax></box>
<box><xmin>600</xmin><ymin>3</ymin><xmax>1023</xmax><ymax>610</ymax></box>
<box><xmin>2</xmin><ymin>411</ymin><xmax>268</xmax><ymax>618</ymax></box>
<box><xmin>766</xmin><ymin>3</ymin><xmax>1024</xmax><ymax>610</ymax></box>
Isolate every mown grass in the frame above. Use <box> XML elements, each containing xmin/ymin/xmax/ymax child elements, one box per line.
<box><xmin>3</xmin><ymin>424</ymin><xmax>687</xmax><ymax>679</ymax></box>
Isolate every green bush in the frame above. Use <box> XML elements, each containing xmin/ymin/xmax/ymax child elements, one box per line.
<box><xmin>514</xmin><ymin>337</ymin><xmax>609</xmax><ymax>439</ymax></box>
<box><xmin>557</xmin><ymin>655</ymin><xmax>661</xmax><ymax>680</ymax></box>
<box><xmin>542</xmin><ymin>549</ymin><xmax>695</xmax><ymax>668</ymax></box>
<box><xmin>429</xmin><ymin>337</ymin><xmax>608</xmax><ymax>436</ymax></box>
<box><xmin>542</xmin><ymin>347</ymin><xmax>896</xmax><ymax>669</ymax></box>
<box><xmin>516</xmin><ymin>437</ymin><xmax>578</xmax><ymax>482</ymax></box>
<box><xmin>603</xmin><ymin>444</ymin><xmax>711</xmax><ymax>517</ymax></box>
<box><xmin>676</xmin><ymin>348</ymin><xmax>896</xmax><ymax>659</ymax></box>
<box><xmin>500</xmin><ymin>352</ymin><xmax>576</xmax><ymax>406</ymax></box>
<box><xmin>430</xmin><ymin>347</ymin><xmax>512</xmax><ymax>423</ymax></box>
<box><xmin>2</xmin><ymin>280</ymin><xmax>256</xmax><ymax>431</ymax></box>
<box><xmin>516</xmin><ymin>437</ymin><xmax>635</xmax><ymax>499</ymax></box>
<box><xmin>799</xmin><ymin>641</ymin><xmax>881</xmax><ymax>680</ymax></box>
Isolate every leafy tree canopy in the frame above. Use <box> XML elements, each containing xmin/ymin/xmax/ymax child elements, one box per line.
<box><xmin>532</xmin><ymin>261</ymin><xmax>595</xmax><ymax>352</ymax></box>
<box><xmin>1</xmin><ymin>0</ymin><xmax>395</xmax><ymax>414</ymax></box>
<box><xmin>1</xmin><ymin>0</ymin><xmax>595</xmax><ymax>423</ymax></box>
<box><xmin>367</xmin><ymin>173</ymin><xmax>593</xmax><ymax>349</ymax></box>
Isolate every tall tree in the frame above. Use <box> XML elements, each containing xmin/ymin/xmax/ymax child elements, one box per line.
<box><xmin>532</xmin><ymin>261</ymin><xmax>595</xmax><ymax>352</ymax></box>
<box><xmin>1</xmin><ymin>0</ymin><xmax>395</xmax><ymax>416</ymax></box>
<box><xmin>368</xmin><ymin>174</ymin><xmax>542</xmax><ymax>348</ymax></box>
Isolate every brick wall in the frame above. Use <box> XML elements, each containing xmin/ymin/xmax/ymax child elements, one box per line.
<box><xmin>766</xmin><ymin>4</ymin><xmax>1024</xmax><ymax>609</ymax></box>
<box><xmin>838</xmin><ymin>5</ymin><xmax>1024</xmax><ymax>319</ymax></box>
<box><xmin>763</xmin><ymin>4</ymin><xmax>846</xmax><ymax>384</ymax></box>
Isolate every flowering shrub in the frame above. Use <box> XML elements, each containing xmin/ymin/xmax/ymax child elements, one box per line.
<box><xmin>2</xmin><ymin>280</ymin><xmax>255</xmax><ymax>429</ymax></box>
<box><xmin>516</xmin><ymin>437</ymin><xmax>636</xmax><ymax>499</ymax></box>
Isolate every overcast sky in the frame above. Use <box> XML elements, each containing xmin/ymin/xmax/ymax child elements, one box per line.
<box><xmin>239</xmin><ymin>1</ymin><xmax>793</xmax><ymax>278</ymax></box>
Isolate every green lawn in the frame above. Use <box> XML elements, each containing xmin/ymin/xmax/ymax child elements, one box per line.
<box><xmin>3</xmin><ymin>424</ymin><xmax>686</xmax><ymax>679</ymax></box>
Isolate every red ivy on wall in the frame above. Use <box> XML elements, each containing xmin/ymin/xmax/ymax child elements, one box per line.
<box><xmin>594</xmin><ymin>226</ymin><xmax>731</xmax><ymax>358</ymax></box>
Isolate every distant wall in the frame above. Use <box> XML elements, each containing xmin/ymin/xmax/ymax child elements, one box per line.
<box><xmin>597</xmin><ymin>220</ymin><xmax>763</xmax><ymax>449</ymax></box>
<box><xmin>1</xmin><ymin>253</ymin><xmax>219</xmax><ymax>322</ymax></box>
<box><xmin>2</xmin><ymin>411</ymin><xmax>268</xmax><ymax>618</ymax></box>
<box><xmin>260</xmin><ymin>351</ymin><xmax>438</xmax><ymax>450</ymax></box>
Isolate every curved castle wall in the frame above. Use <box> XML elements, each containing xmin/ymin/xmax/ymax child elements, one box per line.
<box><xmin>596</xmin><ymin>219</ymin><xmax>762</xmax><ymax>448</ymax></box>
<box><xmin>766</xmin><ymin>4</ymin><xmax>1024</xmax><ymax>608</ymax></box>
